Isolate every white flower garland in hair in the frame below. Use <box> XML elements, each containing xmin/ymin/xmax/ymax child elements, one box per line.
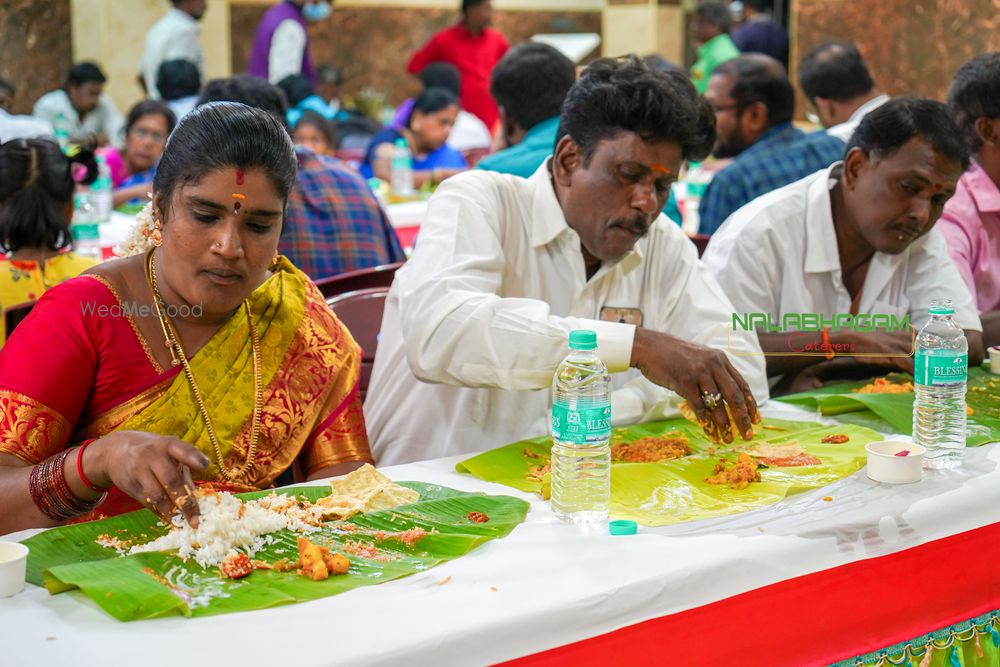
<box><xmin>114</xmin><ymin>200</ymin><xmax>158</xmax><ymax>257</ymax></box>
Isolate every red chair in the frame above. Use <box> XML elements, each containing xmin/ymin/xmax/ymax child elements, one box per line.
<box><xmin>314</xmin><ymin>261</ymin><xmax>404</xmax><ymax>300</ymax></box>
<box><xmin>274</xmin><ymin>287</ymin><xmax>391</xmax><ymax>485</ymax></box>
<box><xmin>325</xmin><ymin>287</ymin><xmax>390</xmax><ymax>403</ymax></box>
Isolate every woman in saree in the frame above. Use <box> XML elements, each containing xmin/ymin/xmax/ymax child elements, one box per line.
<box><xmin>0</xmin><ymin>102</ymin><xmax>373</xmax><ymax>533</ymax></box>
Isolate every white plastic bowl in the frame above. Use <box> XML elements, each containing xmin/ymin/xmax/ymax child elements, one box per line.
<box><xmin>865</xmin><ymin>441</ymin><xmax>925</xmax><ymax>484</ymax></box>
<box><xmin>988</xmin><ymin>346</ymin><xmax>1000</xmax><ymax>375</ymax></box>
<box><xmin>0</xmin><ymin>542</ymin><xmax>29</xmax><ymax>597</ymax></box>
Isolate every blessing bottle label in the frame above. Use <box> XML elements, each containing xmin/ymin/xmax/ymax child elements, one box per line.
<box><xmin>914</xmin><ymin>351</ymin><xmax>968</xmax><ymax>386</ymax></box>
<box><xmin>551</xmin><ymin>403</ymin><xmax>611</xmax><ymax>444</ymax></box>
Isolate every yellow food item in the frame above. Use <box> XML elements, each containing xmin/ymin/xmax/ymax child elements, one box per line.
<box><xmin>325</xmin><ymin>552</ymin><xmax>350</xmax><ymax>575</ymax></box>
<box><xmin>705</xmin><ymin>453</ymin><xmax>762</xmax><ymax>490</ymax></box>
<box><xmin>315</xmin><ymin>464</ymin><xmax>420</xmax><ymax>520</ymax></box>
<box><xmin>310</xmin><ymin>560</ymin><xmax>329</xmax><ymax>581</ymax></box>
<box><xmin>296</xmin><ymin>537</ymin><xmax>351</xmax><ymax>580</ymax></box>
<box><xmin>854</xmin><ymin>377</ymin><xmax>914</xmax><ymax>394</ymax></box>
<box><xmin>679</xmin><ymin>401</ymin><xmax>761</xmax><ymax>444</ymax></box>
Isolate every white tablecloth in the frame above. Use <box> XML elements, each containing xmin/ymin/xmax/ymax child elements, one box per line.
<box><xmin>2</xmin><ymin>403</ymin><xmax>998</xmax><ymax>666</ymax></box>
<box><xmin>384</xmin><ymin>200</ymin><xmax>427</xmax><ymax>229</ymax></box>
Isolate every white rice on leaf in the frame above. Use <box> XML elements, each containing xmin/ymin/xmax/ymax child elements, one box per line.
<box><xmin>128</xmin><ymin>492</ymin><xmax>320</xmax><ymax>568</ymax></box>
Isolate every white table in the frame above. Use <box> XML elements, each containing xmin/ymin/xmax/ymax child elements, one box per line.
<box><xmin>2</xmin><ymin>404</ymin><xmax>999</xmax><ymax>666</ymax></box>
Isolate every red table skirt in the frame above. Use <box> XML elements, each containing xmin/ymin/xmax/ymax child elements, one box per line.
<box><xmin>502</xmin><ymin>522</ymin><xmax>1000</xmax><ymax>667</ymax></box>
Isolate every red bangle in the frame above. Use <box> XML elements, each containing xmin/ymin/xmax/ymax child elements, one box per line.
<box><xmin>76</xmin><ymin>439</ymin><xmax>112</xmax><ymax>493</ymax></box>
<box><xmin>822</xmin><ymin>326</ymin><xmax>835</xmax><ymax>360</ymax></box>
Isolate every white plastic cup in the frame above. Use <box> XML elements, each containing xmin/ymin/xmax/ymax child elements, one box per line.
<box><xmin>988</xmin><ymin>346</ymin><xmax>1000</xmax><ymax>375</ymax></box>
<box><xmin>0</xmin><ymin>542</ymin><xmax>29</xmax><ymax>597</ymax></box>
<box><xmin>865</xmin><ymin>441</ymin><xmax>926</xmax><ymax>484</ymax></box>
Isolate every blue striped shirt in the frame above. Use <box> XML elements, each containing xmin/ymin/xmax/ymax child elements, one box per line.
<box><xmin>698</xmin><ymin>123</ymin><xmax>844</xmax><ymax>235</ymax></box>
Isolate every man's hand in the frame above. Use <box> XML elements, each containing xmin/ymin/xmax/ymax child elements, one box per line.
<box><xmin>630</xmin><ymin>328</ymin><xmax>760</xmax><ymax>442</ymax></box>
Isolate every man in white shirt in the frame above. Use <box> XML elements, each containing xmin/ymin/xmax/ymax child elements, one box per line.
<box><xmin>366</xmin><ymin>57</ymin><xmax>768</xmax><ymax>466</ymax></box>
<box><xmin>32</xmin><ymin>62</ymin><xmax>123</xmax><ymax>148</ymax></box>
<box><xmin>0</xmin><ymin>80</ymin><xmax>53</xmax><ymax>141</ymax></box>
<box><xmin>703</xmin><ymin>98</ymin><xmax>984</xmax><ymax>394</ymax></box>
<box><xmin>140</xmin><ymin>0</ymin><xmax>206</xmax><ymax>99</ymax></box>
<box><xmin>798</xmin><ymin>41</ymin><xmax>889</xmax><ymax>144</ymax></box>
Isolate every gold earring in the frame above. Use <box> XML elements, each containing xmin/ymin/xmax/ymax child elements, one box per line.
<box><xmin>151</xmin><ymin>219</ymin><xmax>163</xmax><ymax>247</ymax></box>
<box><xmin>271</xmin><ymin>253</ymin><xmax>280</xmax><ymax>267</ymax></box>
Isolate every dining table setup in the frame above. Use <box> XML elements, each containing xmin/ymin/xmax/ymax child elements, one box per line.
<box><xmin>3</xmin><ymin>366</ymin><xmax>1000</xmax><ymax>667</ymax></box>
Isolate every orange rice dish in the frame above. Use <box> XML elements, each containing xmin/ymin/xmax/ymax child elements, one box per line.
<box><xmin>610</xmin><ymin>434</ymin><xmax>692</xmax><ymax>462</ymax></box>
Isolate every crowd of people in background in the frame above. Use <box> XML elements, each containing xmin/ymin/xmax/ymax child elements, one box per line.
<box><xmin>1</xmin><ymin>0</ymin><xmax>999</xmax><ymax>364</ymax></box>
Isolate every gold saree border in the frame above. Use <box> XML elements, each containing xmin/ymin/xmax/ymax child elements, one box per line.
<box><xmin>0</xmin><ymin>388</ymin><xmax>72</xmax><ymax>464</ymax></box>
<box><xmin>84</xmin><ymin>274</ymin><xmax>164</xmax><ymax>374</ymax></box>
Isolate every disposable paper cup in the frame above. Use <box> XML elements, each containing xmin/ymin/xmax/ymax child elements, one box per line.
<box><xmin>0</xmin><ymin>542</ymin><xmax>29</xmax><ymax>597</ymax></box>
<box><xmin>865</xmin><ymin>441</ymin><xmax>925</xmax><ymax>484</ymax></box>
<box><xmin>988</xmin><ymin>346</ymin><xmax>1000</xmax><ymax>375</ymax></box>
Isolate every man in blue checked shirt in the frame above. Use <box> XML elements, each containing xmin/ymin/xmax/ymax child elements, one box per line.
<box><xmin>698</xmin><ymin>54</ymin><xmax>845</xmax><ymax>235</ymax></box>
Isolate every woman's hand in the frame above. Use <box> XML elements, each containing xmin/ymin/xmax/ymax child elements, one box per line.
<box><xmin>630</xmin><ymin>328</ymin><xmax>760</xmax><ymax>442</ymax></box>
<box><xmin>85</xmin><ymin>431</ymin><xmax>210</xmax><ymax>527</ymax></box>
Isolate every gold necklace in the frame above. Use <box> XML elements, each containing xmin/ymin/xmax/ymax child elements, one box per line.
<box><xmin>145</xmin><ymin>250</ymin><xmax>263</xmax><ymax>482</ymax></box>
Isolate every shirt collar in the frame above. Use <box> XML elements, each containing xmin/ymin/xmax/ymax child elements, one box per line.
<box><xmin>529</xmin><ymin>159</ymin><xmax>569</xmax><ymax>248</ymax></box>
<box><xmin>966</xmin><ymin>158</ymin><xmax>1000</xmax><ymax>214</ymax></box>
<box><xmin>847</xmin><ymin>94</ymin><xmax>890</xmax><ymax>124</ymax></box>
<box><xmin>803</xmin><ymin>163</ymin><xmax>844</xmax><ymax>274</ymax></box>
<box><xmin>528</xmin><ymin>159</ymin><xmax>645</xmax><ymax>274</ymax></box>
<box><xmin>803</xmin><ymin>162</ymin><xmax>909</xmax><ymax>306</ymax></box>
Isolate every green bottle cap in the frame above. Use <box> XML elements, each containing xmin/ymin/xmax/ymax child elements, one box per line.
<box><xmin>928</xmin><ymin>305</ymin><xmax>955</xmax><ymax>315</ymax></box>
<box><xmin>568</xmin><ymin>330</ymin><xmax>597</xmax><ymax>350</ymax></box>
<box><xmin>609</xmin><ymin>520</ymin><xmax>637</xmax><ymax>536</ymax></box>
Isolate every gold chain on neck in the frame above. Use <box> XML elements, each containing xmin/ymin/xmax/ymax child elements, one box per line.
<box><xmin>145</xmin><ymin>250</ymin><xmax>262</xmax><ymax>482</ymax></box>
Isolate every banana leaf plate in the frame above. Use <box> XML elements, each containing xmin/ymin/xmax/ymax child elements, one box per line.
<box><xmin>456</xmin><ymin>418</ymin><xmax>883</xmax><ymax>527</ymax></box>
<box><xmin>21</xmin><ymin>482</ymin><xmax>528</xmax><ymax>621</ymax></box>
<box><xmin>775</xmin><ymin>367</ymin><xmax>1000</xmax><ymax>446</ymax></box>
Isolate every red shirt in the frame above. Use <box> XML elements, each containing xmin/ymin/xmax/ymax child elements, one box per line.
<box><xmin>407</xmin><ymin>23</ymin><xmax>509</xmax><ymax>132</ymax></box>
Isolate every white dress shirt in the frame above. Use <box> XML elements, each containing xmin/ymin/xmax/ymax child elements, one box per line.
<box><xmin>32</xmin><ymin>90</ymin><xmax>124</xmax><ymax>145</ymax></box>
<box><xmin>825</xmin><ymin>94</ymin><xmax>890</xmax><ymax>144</ymax></box>
<box><xmin>141</xmin><ymin>8</ymin><xmax>203</xmax><ymax>100</ymax></box>
<box><xmin>365</xmin><ymin>162</ymin><xmax>769</xmax><ymax>466</ymax></box>
<box><xmin>269</xmin><ymin>20</ymin><xmax>307</xmax><ymax>84</ymax></box>
<box><xmin>702</xmin><ymin>164</ymin><xmax>981</xmax><ymax>359</ymax></box>
<box><xmin>0</xmin><ymin>109</ymin><xmax>53</xmax><ymax>142</ymax></box>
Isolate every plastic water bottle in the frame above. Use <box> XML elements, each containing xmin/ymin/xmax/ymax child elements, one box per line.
<box><xmin>53</xmin><ymin>113</ymin><xmax>71</xmax><ymax>152</ymax></box>
<box><xmin>91</xmin><ymin>155</ymin><xmax>113</xmax><ymax>222</ymax></box>
<box><xmin>551</xmin><ymin>330</ymin><xmax>611</xmax><ymax>525</ymax></box>
<box><xmin>681</xmin><ymin>162</ymin><xmax>712</xmax><ymax>235</ymax></box>
<box><xmin>390</xmin><ymin>138</ymin><xmax>415</xmax><ymax>197</ymax></box>
<box><xmin>913</xmin><ymin>299</ymin><xmax>968</xmax><ymax>469</ymax></box>
<box><xmin>71</xmin><ymin>192</ymin><xmax>103</xmax><ymax>260</ymax></box>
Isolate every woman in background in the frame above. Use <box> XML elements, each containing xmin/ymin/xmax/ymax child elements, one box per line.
<box><xmin>362</xmin><ymin>87</ymin><xmax>467</xmax><ymax>188</ymax></box>
<box><xmin>0</xmin><ymin>138</ymin><xmax>100</xmax><ymax>343</ymax></box>
<box><xmin>292</xmin><ymin>110</ymin><xmax>337</xmax><ymax>156</ymax></box>
<box><xmin>100</xmin><ymin>100</ymin><xmax>176</xmax><ymax>207</ymax></box>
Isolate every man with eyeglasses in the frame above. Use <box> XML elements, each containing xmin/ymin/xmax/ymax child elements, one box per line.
<box><xmin>697</xmin><ymin>54</ymin><xmax>845</xmax><ymax>235</ymax></box>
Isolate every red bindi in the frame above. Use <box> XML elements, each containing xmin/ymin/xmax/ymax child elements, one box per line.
<box><xmin>235</xmin><ymin>168</ymin><xmax>245</xmax><ymax>186</ymax></box>
<box><xmin>233</xmin><ymin>201</ymin><xmax>242</xmax><ymax>212</ymax></box>
<box><xmin>650</xmin><ymin>163</ymin><xmax>672</xmax><ymax>176</ymax></box>
<box><xmin>932</xmin><ymin>183</ymin><xmax>942</xmax><ymax>191</ymax></box>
